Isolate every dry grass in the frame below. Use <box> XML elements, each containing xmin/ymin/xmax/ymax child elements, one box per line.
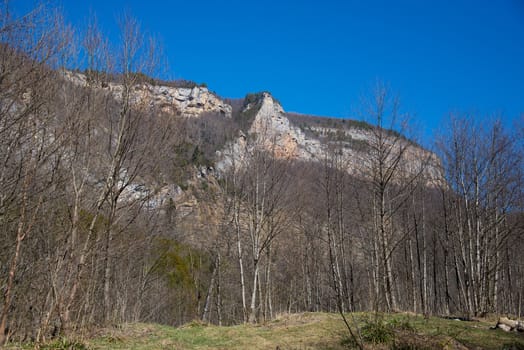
<box><xmin>5</xmin><ymin>312</ymin><xmax>524</xmax><ymax>349</ymax></box>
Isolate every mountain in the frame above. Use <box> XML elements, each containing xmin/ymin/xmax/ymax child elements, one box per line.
<box><xmin>218</xmin><ymin>92</ymin><xmax>441</xmax><ymax>185</ymax></box>
<box><xmin>64</xmin><ymin>71</ymin><xmax>440</xmax><ymax>189</ymax></box>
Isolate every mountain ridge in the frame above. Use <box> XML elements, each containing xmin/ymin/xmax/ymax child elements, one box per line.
<box><xmin>62</xmin><ymin>70</ymin><xmax>442</xmax><ymax>191</ymax></box>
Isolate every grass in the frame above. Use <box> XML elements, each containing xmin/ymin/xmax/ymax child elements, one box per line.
<box><xmin>5</xmin><ymin>312</ymin><xmax>524</xmax><ymax>349</ymax></box>
<box><xmin>401</xmin><ymin>315</ymin><xmax>524</xmax><ymax>349</ymax></box>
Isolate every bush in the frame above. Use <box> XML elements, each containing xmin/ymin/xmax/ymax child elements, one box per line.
<box><xmin>388</xmin><ymin>317</ymin><xmax>415</xmax><ymax>332</ymax></box>
<box><xmin>361</xmin><ymin>319</ymin><xmax>395</xmax><ymax>344</ymax></box>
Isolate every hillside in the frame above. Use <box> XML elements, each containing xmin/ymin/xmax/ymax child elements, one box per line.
<box><xmin>59</xmin><ymin>71</ymin><xmax>442</xmax><ymax>211</ymax></box>
<box><xmin>67</xmin><ymin>70</ymin><xmax>440</xmax><ymax>182</ymax></box>
<box><xmin>64</xmin><ymin>71</ymin><xmax>436</xmax><ymax>176</ymax></box>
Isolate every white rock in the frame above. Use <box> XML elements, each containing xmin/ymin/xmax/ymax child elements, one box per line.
<box><xmin>61</xmin><ymin>71</ymin><xmax>232</xmax><ymax>118</ymax></box>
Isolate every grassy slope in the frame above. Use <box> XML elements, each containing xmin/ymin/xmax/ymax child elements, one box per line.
<box><xmin>88</xmin><ymin>313</ymin><xmax>346</xmax><ymax>350</ymax></box>
<box><xmin>7</xmin><ymin>313</ymin><xmax>524</xmax><ymax>350</ymax></box>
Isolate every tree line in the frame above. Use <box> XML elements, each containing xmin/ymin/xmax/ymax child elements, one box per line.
<box><xmin>0</xmin><ymin>2</ymin><xmax>523</xmax><ymax>345</ymax></box>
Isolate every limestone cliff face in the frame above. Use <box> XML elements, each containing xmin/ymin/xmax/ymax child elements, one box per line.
<box><xmin>218</xmin><ymin>92</ymin><xmax>442</xmax><ymax>185</ymax></box>
<box><xmin>62</xmin><ymin>71</ymin><xmax>232</xmax><ymax>118</ymax></box>
<box><xmin>64</xmin><ymin>69</ymin><xmax>440</xmax><ymax>192</ymax></box>
<box><xmin>134</xmin><ymin>84</ymin><xmax>232</xmax><ymax>118</ymax></box>
<box><xmin>215</xmin><ymin>93</ymin><xmax>322</xmax><ymax>173</ymax></box>
<box><xmin>247</xmin><ymin>92</ymin><xmax>322</xmax><ymax>160</ymax></box>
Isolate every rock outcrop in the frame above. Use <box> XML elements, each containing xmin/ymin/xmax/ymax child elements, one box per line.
<box><xmin>64</xmin><ymin>70</ymin><xmax>441</xmax><ymax>193</ymax></box>
<box><xmin>62</xmin><ymin>70</ymin><xmax>232</xmax><ymax>118</ymax></box>
<box><xmin>247</xmin><ymin>92</ymin><xmax>322</xmax><ymax>160</ymax></box>
<box><xmin>218</xmin><ymin>92</ymin><xmax>442</xmax><ymax>186</ymax></box>
<box><xmin>137</xmin><ymin>84</ymin><xmax>232</xmax><ymax>118</ymax></box>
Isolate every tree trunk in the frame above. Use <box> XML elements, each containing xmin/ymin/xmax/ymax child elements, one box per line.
<box><xmin>248</xmin><ymin>259</ymin><xmax>260</xmax><ymax>323</ymax></box>
<box><xmin>215</xmin><ymin>253</ymin><xmax>222</xmax><ymax>326</ymax></box>
<box><xmin>0</xmin><ymin>179</ymin><xmax>41</xmax><ymax>346</ymax></box>
<box><xmin>408</xmin><ymin>237</ymin><xmax>417</xmax><ymax>313</ymax></box>
<box><xmin>103</xmin><ymin>226</ymin><xmax>114</xmax><ymax>324</ymax></box>
<box><xmin>201</xmin><ymin>255</ymin><xmax>219</xmax><ymax>323</ymax></box>
<box><xmin>235</xmin><ymin>208</ymin><xmax>247</xmax><ymax>322</ymax></box>
<box><xmin>495</xmin><ymin>317</ymin><xmax>524</xmax><ymax>332</ymax></box>
<box><xmin>264</xmin><ymin>246</ymin><xmax>273</xmax><ymax>321</ymax></box>
<box><xmin>0</xmin><ymin>222</ymin><xmax>26</xmax><ymax>346</ymax></box>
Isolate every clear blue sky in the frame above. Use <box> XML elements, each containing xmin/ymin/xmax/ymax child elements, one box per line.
<box><xmin>10</xmin><ymin>0</ymin><xmax>524</xmax><ymax>142</ymax></box>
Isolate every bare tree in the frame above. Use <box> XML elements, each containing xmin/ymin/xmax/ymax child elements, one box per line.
<box><xmin>222</xmin><ymin>119</ymin><xmax>298</xmax><ymax>323</ymax></box>
<box><xmin>319</xmin><ymin>142</ymin><xmax>363</xmax><ymax>348</ymax></box>
<box><xmin>357</xmin><ymin>83</ymin><xmax>429</xmax><ymax>312</ymax></box>
<box><xmin>0</xmin><ymin>2</ymin><xmax>70</xmax><ymax>344</ymax></box>
<box><xmin>437</xmin><ymin>114</ymin><xmax>523</xmax><ymax>316</ymax></box>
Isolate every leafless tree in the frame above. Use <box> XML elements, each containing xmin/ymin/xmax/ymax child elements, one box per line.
<box><xmin>356</xmin><ymin>83</ymin><xmax>430</xmax><ymax>312</ymax></box>
<box><xmin>437</xmin><ymin>114</ymin><xmax>523</xmax><ymax>316</ymax></box>
<box><xmin>0</xmin><ymin>2</ymin><xmax>71</xmax><ymax>344</ymax></box>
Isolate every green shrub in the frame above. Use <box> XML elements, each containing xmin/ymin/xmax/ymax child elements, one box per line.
<box><xmin>388</xmin><ymin>317</ymin><xmax>415</xmax><ymax>332</ymax></box>
<box><xmin>361</xmin><ymin>319</ymin><xmax>395</xmax><ymax>344</ymax></box>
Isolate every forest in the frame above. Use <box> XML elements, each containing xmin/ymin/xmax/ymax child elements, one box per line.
<box><xmin>0</xmin><ymin>2</ymin><xmax>523</xmax><ymax>346</ymax></box>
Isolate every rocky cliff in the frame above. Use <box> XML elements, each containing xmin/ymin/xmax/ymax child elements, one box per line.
<box><xmin>63</xmin><ymin>70</ymin><xmax>232</xmax><ymax>118</ymax></box>
<box><xmin>218</xmin><ymin>92</ymin><xmax>441</xmax><ymax>184</ymax></box>
<box><xmin>246</xmin><ymin>92</ymin><xmax>322</xmax><ymax>160</ymax></box>
<box><xmin>64</xmin><ymin>71</ymin><xmax>441</xmax><ymax>193</ymax></box>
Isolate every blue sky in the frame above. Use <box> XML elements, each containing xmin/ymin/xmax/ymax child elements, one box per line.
<box><xmin>10</xmin><ymin>0</ymin><xmax>524</xmax><ymax>143</ymax></box>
